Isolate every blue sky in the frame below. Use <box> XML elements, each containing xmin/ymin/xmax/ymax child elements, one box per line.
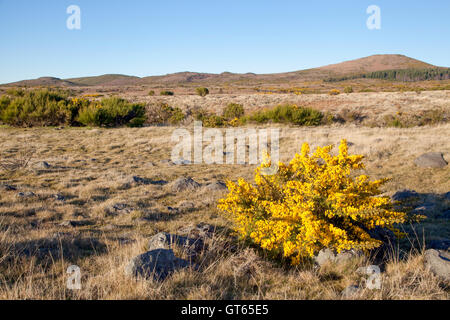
<box><xmin>0</xmin><ymin>0</ymin><xmax>449</xmax><ymax>83</ymax></box>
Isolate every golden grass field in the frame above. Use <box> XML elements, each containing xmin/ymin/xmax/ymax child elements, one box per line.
<box><xmin>0</xmin><ymin>89</ymin><xmax>449</xmax><ymax>300</ymax></box>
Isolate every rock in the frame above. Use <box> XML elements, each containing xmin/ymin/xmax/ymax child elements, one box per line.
<box><xmin>121</xmin><ymin>175</ymin><xmax>167</xmax><ymax>188</ymax></box>
<box><xmin>170</xmin><ymin>177</ymin><xmax>201</xmax><ymax>192</ymax></box>
<box><xmin>315</xmin><ymin>248</ymin><xmax>362</xmax><ymax>267</ymax></box>
<box><xmin>341</xmin><ymin>285</ymin><xmax>361</xmax><ymax>298</ymax></box>
<box><xmin>391</xmin><ymin>189</ymin><xmax>418</xmax><ymax>202</ymax></box>
<box><xmin>424</xmin><ymin>249</ymin><xmax>450</xmax><ymax>280</ymax></box>
<box><xmin>0</xmin><ymin>184</ymin><xmax>16</xmax><ymax>191</ymax></box>
<box><xmin>17</xmin><ymin>191</ymin><xmax>36</xmax><ymax>198</ymax></box>
<box><xmin>147</xmin><ymin>232</ymin><xmax>204</xmax><ymax>256</ymax></box>
<box><xmin>36</xmin><ymin>161</ymin><xmax>51</xmax><ymax>169</ymax></box>
<box><xmin>106</xmin><ymin>203</ymin><xmax>133</xmax><ymax>216</ymax></box>
<box><xmin>177</xmin><ymin>201</ymin><xmax>196</xmax><ymax>212</ymax></box>
<box><xmin>59</xmin><ymin>220</ymin><xmax>92</xmax><ymax>227</ymax></box>
<box><xmin>178</xmin><ymin>223</ymin><xmax>216</xmax><ymax>239</ymax></box>
<box><xmin>204</xmin><ymin>181</ymin><xmax>227</xmax><ymax>191</ymax></box>
<box><xmin>160</xmin><ymin>159</ymin><xmax>175</xmax><ymax>166</ymax></box>
<box><xmin>53</xmin><ymin>194</ymin><xmax>66</xmax><ymax>201</ymax></box>
<box><xmin>414</xmin><ymin>152</ymin><xmax>448</xmax><ymax>168</ymax></box>
<box><xmin>124</xmin><ymin>249</ymin><xmax>190</xmax><ymax>280</ymax></box>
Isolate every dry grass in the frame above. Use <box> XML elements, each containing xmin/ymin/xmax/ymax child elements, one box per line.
<box><xmin>0</xmin><ymin>120</ymin><xmax>449</xmax><ymax>299</ymax></box>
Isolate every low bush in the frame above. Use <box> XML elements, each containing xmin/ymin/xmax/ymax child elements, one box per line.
<box><xmin>160</xmin><ymin>90</ymin><xmax>174</xmax><ymax>96</ymax></box>
<box><xmin>77</xmin><ymin>97</ymin><xmax>146</xmax><ymax>127</ymax></box>
<box><xmin>247</xmin><ymin>104</ymin><xmax>323</xmax><ymax>126</ymax></box>
<box><xmin>196</xmin><ymin>87</ymin><xmax>209</xmax><ymax>97</ymax></box>
<box><xmin>0</xmin><ymin>89</ymin><xmax>146</xmax><ymax>127</ymax></box>
<box><xmin>146</xmin><ymin>102</ymin><xmax>185</xmax><ymax>125</ymax></box>
<box><xmin>223</xmin><ymin>103</ymin><xmax>245</xmax><ymax>120</ymax></box>
<box><xmin>218</xmin><ymin>140</ymin><xmax>424</xmax><ymax>265</ymax></box>
<box><xmin>328</xmin><ymin>89</ymin><xmax>340</xmax><ymax>95</ymax></box>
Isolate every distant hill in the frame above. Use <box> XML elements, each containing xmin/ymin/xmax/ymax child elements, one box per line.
<box><xmin>3</xmin><ymin>54</ymin><xmax>446</xmax><ymax>87</ymax></box>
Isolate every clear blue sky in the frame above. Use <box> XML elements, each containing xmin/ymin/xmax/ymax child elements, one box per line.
<box><xmin>0</xmin><ymin>0</ymin><xmax>449</xmax><ymax>83</ymax></box>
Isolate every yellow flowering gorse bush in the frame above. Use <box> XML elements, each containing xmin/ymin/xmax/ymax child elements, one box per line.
<box><xmin>218</xmin><ymin>140</ymin><xmax>416</xmax><ymax>265</ymax></box>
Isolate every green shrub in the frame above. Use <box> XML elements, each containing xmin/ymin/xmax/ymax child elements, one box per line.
<box><xmin>0</xmin><ymin>89</ymin><xmax>70</xmax><ymax>126</ymax></box>
<box><xmin>344</xmin><ymin>86</ymin><xmax>353</xmax><ymax>93</ymax></box>
<box><xmin>223</xmin><ymin>103</ymin><xmax>244</xmax><ymax>119</ymax></box>
<box><xmin>247</xmin><ymin>104</ymin><xmax>323</xmax><ymax>126</ymax></box>
<box><xmin>77</xmin><ymin>97</ymin><xmax>146</xmax><ymax>127</ymax></box>
<box><xmin>160</xmin><ymin>90</ymin><xmax>174</xmax><ymax>96</ymax></box>
<box><xmin>146</xmin><ymin>102</ymin><xmax>185</xmax><ymax>125</ymax></box>
<box><xmin>196</xmin><ymin>87</ymin><xmax>209</xmax><ymax>97</ymax></box>
<box><xmin>148</xmin><ymin>90</ymin><xmax>155</xmax><ymax>96</ymax></box>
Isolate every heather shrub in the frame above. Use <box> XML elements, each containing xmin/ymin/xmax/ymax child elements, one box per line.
<box><xmin>196</xmin><ymin>87</ymin><xmax>209</xmax><ymax>97</ymax></box>
<box><xmin>344</xmin><ymin>86</ymin><xmax>353</xmax><ymax>93</ymax></box>
<box><xmin>0</xmin><ymin>89</ymin><xmax>70</xmax><ymax>126</ymax></box>
<box><xmin>77</xmin><ymin>97</ymin><xmax>146</xmax><ymax>127</ymax></box>
<box><xmin>146</xmin><ymin>102</ymin><xmax>185</xmax><ymax>125</ymax></box>
<box><xmin>223</xmin><ymin>103</ymin><xmax>244</xmax><ymax>119</ymax></box>
<box><xmin>219</xmin><ymin>140</ymin><xmax>423</xmax><ymax>265</ymax></box>
<box><xmin>247</xmin><ymin>104</ymin><xmax>323</xmax><ymax>126</ymax></box>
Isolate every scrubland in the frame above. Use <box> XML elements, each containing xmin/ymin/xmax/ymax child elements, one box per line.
<box><xmin>0</xmin><ymin>112</ymin><xmax>449</xmax><ymax>299</ymax></box>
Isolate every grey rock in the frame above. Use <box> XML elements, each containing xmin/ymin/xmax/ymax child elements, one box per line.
<box><xmin>0</xmin><ymin>184</ymin><xmax>16</xmax><ymax>191</ymax></box>
<box><xmin>424</xmin><ymin>249</ymin><xmax>450</xmax><ymax>280</ymax></box>
<box><xmin>53</xmin><ymin>194</ymin><xmax>66</xmax><ymax>201</ymax></box>
<box><xmin>178</xmin><ymin>223</ymin><xmax>216</xmax><ymax>239</ymax></box>
<box><xmin>59</xmin><ymin>220</ymin><xmax>92</xmax><ymax>227</ymax></box>
<box><xmin>124</xmin><ymin>249</ymin><xmax>190</xmax><ymax>280</ymax></box>
<box><xmin>171</xmin><ymin>177</ymin><xmax>201</xmax><ymax>192</ymax></box>
<box><xmin>391</xmin><ymin>189</ymin><xmax>418</xmax><ymax>202</ymax></box>
<box><xmin>17</xmin><ymin>191</ymin><xmax>36</xmax><ymax>198</ymax></box>
<box><xmin>160</xmin><ymin>159</ymin><xmax>175</xmax><ymax>166</ymax></box>
<box><xmin>148</xmin><ymin>232</ymin><xmax>204</xmax><ymax>255</ymax></box>
<box><xmin>106</xmin><ymin>203</ymin><xmax>133</xmax><ymax>216</ymax></box>
<box><xmin>414</xmin><ymin>152</ymin><xmax>448</xmax><ymax>168</ymax></box>
<box><xmin>177</xmin><ymin>201</ymin><xmax>196</xmax><ymax>212</ymax></box>
<box><xmin>36</xmin><ymin>161</ymin><xmax>51</xmax><ymax>169</ymax></box>
<box><xmin>341</xmin><ymin>285</ymin><xmax>361</xmax><ymax>298</ymax></box>
<box><xmin>204</xmin><ymin>181</ymin><xmax>227</xmax><ymax>191</ymax></box>
<box><xmin>315</xmin><ymin>248</ymin><xmax>362</xmax><ymax>267</ymax></box>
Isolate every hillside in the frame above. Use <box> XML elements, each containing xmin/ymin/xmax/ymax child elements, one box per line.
<box><xmin>2</xmin><ymin>54</ymin><xmax>444</xmax><ymax>87</ymax></box>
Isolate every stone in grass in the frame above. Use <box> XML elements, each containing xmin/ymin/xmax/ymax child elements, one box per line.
<box><xmin>17</xmin><ymin>191</ymin><xmax>36</xmax><ymax>198</ymax></box>
<box><xmin>203</xmin><ymin>181</ymin><xmax>227</xmax><ymax>192</ymax></box>
<box><xmin>35</xmin><ymin>161</ymin><xmax>51</xmax><ymax>169</ymax></box>
<box><xmin>391</xmin><ymin>189</ymin><xmax>419</xmax><ymax>202</ymax></box>
<box><xmin>124</xmin><ymin>248</ymin><xmax>190</xmax><ymax>280</ymax></box>
<box><xmin>170</xmin><ymin>177</ymin><xmax>201</xmax><ymax>193</ymax></box>
<box><xmin>314</xmin><ymin>248</ymin><xmax>363</xmax><ymax>267</ymax></box>
<box><xmin>414</xmin><ymin>152</ymin><xmax>448</xmax><ymax>168</ymax></box>
<box><xmin>0</xmin><ymin>184</ymin><xmax>16</xmax><ymax>191</ymax></box>
<box><xmin>424</xmin><ymin>249</ymin><xmax>450</xmax><ymax>281</ymax></box>
<box><xmin>148</xmin><ymin>232</ymin><xmax>204</xmax><ymax>256</ymax></box>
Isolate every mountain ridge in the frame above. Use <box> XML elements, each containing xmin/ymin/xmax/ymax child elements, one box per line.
<box><xmin>3</xmin><ymin>54</ymin><xmax>446</xmax><ymax>87</ymax></box>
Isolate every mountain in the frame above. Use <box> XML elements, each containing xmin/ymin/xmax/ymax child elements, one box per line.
<box><xmin>2</xmin><ymin>54</ymin><xmax>444</xmax><ymax>87</ymax></box>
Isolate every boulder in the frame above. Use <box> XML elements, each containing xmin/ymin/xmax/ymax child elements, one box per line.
<box><xmin>204</xmin><ymin>181</ymin><xmax>227</xmax><ymax>191</ymax></box>
<box><xmin>170</xmin><ymin>177</ymin><xmax>201</xmax><ymax>192</ymax></box>
<box><xmin>148</xmin><ymin>232</ymin><xmax>204</xmax><ymax>256</ymax></box>
<box><xmin>314</xmin><ymin>248</ymin><xmax>362</xmax><ymax>267</ymax></box>
<box><xmin>391</xmin><ymin>189</ymin><xmax>418</xmax><ymax>202</ymax></box>
<box><xmin>424</xmin><ymin>249</ymin><xmax>450</xmax><ymax>281</ymax></box>
<box><xmin>124</xmin><ymin>249</ymin><xmax>190</xmax><ymax>280</ymax></box>
<box><xmin>414</xmin><ymin>152</ymin><xmax>448</xmax><ymax>168</ymax></box>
